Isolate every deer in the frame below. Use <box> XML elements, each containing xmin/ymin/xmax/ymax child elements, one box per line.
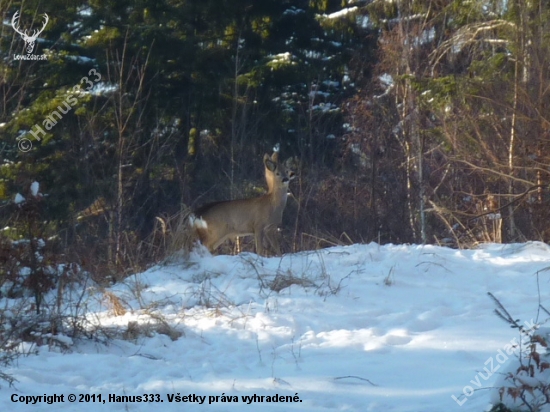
<box><xmin>12</xmin><ymin>11</ymin><xmax>49</xmax><ymax>54</ymax></box>
<box><xmin>189</xmin><ymin>150</ymin><xmax>295</xmax><ymax>256</ymax></box>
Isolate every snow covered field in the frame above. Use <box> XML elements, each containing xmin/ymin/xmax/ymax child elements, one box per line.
<box><xmin>1</xmin><ymin>242</ymin><xmax>549</xmax><ymax>411</ymax></box>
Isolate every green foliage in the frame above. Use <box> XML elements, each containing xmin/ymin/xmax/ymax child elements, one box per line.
<box><xmin>0</xmin><ymin>0</ymin><xmax>371</xmax><ymax>268</ymax></box>
<box><xmin>3</xmin><ymin>0</ymin><xmax>548</xmax><ymax>267</ymax></box>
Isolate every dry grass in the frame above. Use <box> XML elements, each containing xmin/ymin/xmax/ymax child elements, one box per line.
<box><xmin>151</xmin><ymin>208</ymin><xmax>197</xmax><ymax>263</ymax></box>
<box><xmin>269</xmin><ymin>270</ymin><xmax>317</xmax><ymax>292</ymax></box>
<box><xmin>102</xmin><ymin>291</ymin><xmax>127</xmax><ymax>316</ymax></box>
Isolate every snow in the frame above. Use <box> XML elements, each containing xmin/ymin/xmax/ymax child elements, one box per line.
<box><xmin>86</xmin><ymin>82</ymin><xmax>118</xmax><ymax>96</ymax></box>
<box><xmin>1</xmin><ymin>242</ymin><xmax>550</xmax><ymax>411</ymax></box>
<box><xmin>312</xmin><ymin>102</ymin><xmax>339</xmax><ymax>113</ymax></box>
<box><xmin>268</xmin><ymin>53</ymin><xmax>294</xmax><ymax>65</ymax></box>
<box><xmin>309</xmin><ymin>90</ymin><xmax>330</xmax><ymax>99</ymax></box>
<box><xmin>66</xmin><ymin>55</ymin><xmax>95</xmax><ymax>64</ymax></box>
<box><xmin>322</xmin><ymin>7</ymin><xmax>358</xmax><ymax>20</ymax></box>
<box><xmin>283</xmin><ymin>7</ymin><xmax>305</xmax><ymax>17</ymax></box>
<box><xmin>14</xmin><ymin>193</ymin><xmax>25</xmax><ymax>204</ymax></box>
<box><xmin>322</xmin><ymin>80</ymin><xmax>340</xmax><ymax>89</ymax></box>
<box><xmin>379</xmin><ymin>73</ymin><xmax>394</xmax><ymax>88</ymax></box>
<box><xmin>30</xmin><ymin>181</ymin><xmax>39</xmax><ymax>197</ymax></box>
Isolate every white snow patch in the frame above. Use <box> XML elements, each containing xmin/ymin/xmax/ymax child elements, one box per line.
<box><xmin>30</xmin><ymin>181</ymin><xmax>39</xmax><ymax>196</ymax></box>
<box><xmin>14</xmin><ymin>193</ymin><xmax>25</xmax><ymax>204</ymax></box>
<box><xmin>1</xmin><ymin>242</ymin><xmax>549</xmax><ymax>412</ymax></box>
<box><xmin>379</xmin><ymin>73</ymin><xmax>394</xmax><ymax>88</ymax></box>
<box><xmin>322</xmin><ymin>7</ymin><xmax>358</xmax><ymax>20</ymax></box>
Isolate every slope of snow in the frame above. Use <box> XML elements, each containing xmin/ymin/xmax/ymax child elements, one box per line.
<box><xmin>1</xmin><ymin>242</ymin><xmax>549</xmax><ymax>411</ymax></box>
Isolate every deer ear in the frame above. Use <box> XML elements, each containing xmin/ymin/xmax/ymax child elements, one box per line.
<box><xmin>264</xmin><ymin>154</ymin><xmax>276</xmax><ymax>171</ymax></box>
<box><xmin>270</xmin><ymin>151</ymin><xmax>279</xmax><ymax>163</ymax></box>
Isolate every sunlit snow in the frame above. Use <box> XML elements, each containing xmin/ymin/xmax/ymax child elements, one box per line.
<box><xmin>1</xmin><ymin>242</ymin><xmax>549</xmax><ymax>411</ymax></box>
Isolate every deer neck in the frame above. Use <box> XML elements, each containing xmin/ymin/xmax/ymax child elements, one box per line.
<box><xmin>265</xmin><ymin>171</ymin><xmax>285</xmax><ymax>200</ymax></box>
<box><xmin>269</xmin><ymin>184</ymin><xmax>287</xmax><ymax>200</ymax></box>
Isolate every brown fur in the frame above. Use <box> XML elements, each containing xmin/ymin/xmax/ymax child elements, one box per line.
<box><xmin>190</xmin><ymin>151</ymin><xmax>295</xmax><ymax>256</ymax></box>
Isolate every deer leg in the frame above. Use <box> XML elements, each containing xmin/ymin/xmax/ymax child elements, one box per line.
<box><xmin>264</xmin><ymin>224</ymin><xmax>281</xmax><ymax>256</ymax></box>
<box><xmin>254</xmin><ymin>227</ymin><xmax>265</xmax><ymax>256</ymax></box>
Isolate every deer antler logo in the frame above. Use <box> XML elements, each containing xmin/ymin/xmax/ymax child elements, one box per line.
<box><xmin>11</xmin><ymin>11</ymin><xmax>49</xmax><ymax>54</ymax></box>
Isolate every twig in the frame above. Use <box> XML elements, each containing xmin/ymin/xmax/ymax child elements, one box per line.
<box><xmin>487</xmin><ymin>292</ymin><xmax>523</xmax><ymax>329</ymax></box>
<box><xmin>333</xmin><ymin>375</ymin><xmax>378</xmax><ymax>386</ymax></box>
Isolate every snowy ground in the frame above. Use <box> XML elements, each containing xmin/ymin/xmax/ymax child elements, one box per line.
<box><xmin>1</xmin><ymin>242</ymin><xmax>549</xmax><ymax>411</ymax></box>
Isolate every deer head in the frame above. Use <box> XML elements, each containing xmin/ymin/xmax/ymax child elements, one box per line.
<box><xmin>12</xmin><ymin>11</ymin><xmax>49</xmax><ymax>54</ymax></box>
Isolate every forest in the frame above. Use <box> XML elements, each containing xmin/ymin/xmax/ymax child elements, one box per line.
<box><xmin>1</xmin><ymin>0</ymin><xmax>550</xmax><ymax>280</ymax></box>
